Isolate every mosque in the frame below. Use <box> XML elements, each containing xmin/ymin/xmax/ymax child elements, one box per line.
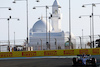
<box><xmin>29</xmin><ymin>0</ymin><xmax>76</xmax><ymax>50</ymax></box>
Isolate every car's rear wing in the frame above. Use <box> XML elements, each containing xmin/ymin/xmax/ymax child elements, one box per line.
<box><xmin>77</xmin><ymin>55</ymin><xmax>82</xmax><ymax>56</ymax></box>
<box><xmin>77</xmin><ymin>54</ymin><xmax>91</xmax><ymax>56</ymax></box>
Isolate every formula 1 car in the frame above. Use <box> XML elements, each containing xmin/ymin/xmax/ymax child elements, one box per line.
<box><xmin>72</xmin><ymin>54</ymin><xmax>97</xmax><ymax>66</ymax></box>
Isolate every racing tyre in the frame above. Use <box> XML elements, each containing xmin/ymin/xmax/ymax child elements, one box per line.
<box><xmin>72</xmin><ymin>58</ymin><xmax>76</xmax><ymax>66</ymax></box>
<box><xmin>78</xmin><ymin>60</ymin><xmax>83</xmax><ymax>65</ymax></box>
<box><xmin>92</xmin><ymin>58</ymin><xmax>96</xmax><ymax>66</ymax></box>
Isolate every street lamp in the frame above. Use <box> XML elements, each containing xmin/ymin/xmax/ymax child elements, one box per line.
<box><xmin>0</xmin><ymin>16</ymin><xmax>19</xmax><ymax>52</ymax></box>
<box><xmin>79</xmin><ymin>15</ymin><xmax>100</xmax><ymax>48</ymax></box>
<box><xmin>82</xmin><ymin>3</ymin><xmax>95</xmax><ymax>48</ymax></box>
<box><xmin>82</xmin><ymin>3</ymin><xmax>100</xmax><ymax>48</ymax></box>
<box><xmin>69</xmin><ymin>0</ymin><xmax>71</xmax><ymax>49</ymax></box>
<box><xmin>13</xmin><ymin>0</ymin><xmax>40</xmax><ymax>51</ymax></box>
<box><xmin>0</xmin><ymin>6</ymin><xmax>11</xmax><ymax>32</ymax></box>
<box><xmin>7</xmin><ymin>16</ymin><xmax>19</xmax><ymax>52</ymax></box>
<box><xmin>33</xmin><ymin>5</ymin><xmax>49</xmax><ymax>50</ymax></box>
<box><xmin>79</xmin><ymin>15</ymin><xmax>92</xmax><ymax>48</ymax></box>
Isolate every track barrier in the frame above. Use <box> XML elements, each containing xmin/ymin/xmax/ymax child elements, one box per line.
<box><xmin>0</xmin><ymin>48</ymin><xmax>100</xmax><ymax>58</ymax></box>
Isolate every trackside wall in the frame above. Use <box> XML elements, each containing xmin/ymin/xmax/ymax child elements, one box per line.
<box><xmin>0</xmin><ymin>48</ymin><xmax>100</xmax><ymax>58</ymax></box>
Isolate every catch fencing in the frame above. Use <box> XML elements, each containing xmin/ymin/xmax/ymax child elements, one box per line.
<box><xmin>0</xmin><ymin>35</ymin><xmax>100</xmax><ymax>52</ymax></box>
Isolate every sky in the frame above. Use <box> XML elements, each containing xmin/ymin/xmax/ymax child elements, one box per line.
<box><xmin>0</xmin><ymin>0</ymin><xmax>100</xmax><ymax>41</ymax></box>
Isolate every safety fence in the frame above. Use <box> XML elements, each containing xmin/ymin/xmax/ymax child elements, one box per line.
<box><xmin>0</xmin><ymin>48</ymin><xmax>100</xmax><ymax>58</ymax></box>
<box><xmin>75</xmin><ymin>35</ymin><xmax>100</xmax><ymax>49</ymax></box>
<box><xmin>0</xmin><ymin>35</ymin><xmax>100</xmax><ymax>52</ymax></box>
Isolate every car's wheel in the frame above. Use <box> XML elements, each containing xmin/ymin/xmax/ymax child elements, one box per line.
<box><xmin>72</xmin><ymin>58</ymin><xmax>76</xmax><ymax>66</ymax></box>
<box><xmin>78</xmin><ymin>60</ymin><xmax>83</xmax><ymax>65</ymax></box>
<box><xmin>92</xmin><ymin>58</ymin><xmax>96</xmax><ymax>66</ymax></box>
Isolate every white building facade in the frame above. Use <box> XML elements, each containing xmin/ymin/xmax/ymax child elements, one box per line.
<box><xmin>29</xmin><ymin>0</ymin><xmax>76</xmax><ymax>50</ymax></box>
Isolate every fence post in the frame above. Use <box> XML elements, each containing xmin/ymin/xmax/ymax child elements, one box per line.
<box><xmin>55</xmin><ymin>38</ymin><xmax>57</xmax><ymax>49</ymax></box>
<box><xmin>89</xmin><ymin>36</ymin><xmax>92</xmax><ymax>48</ymax></box>
<box><xmin>40</xmin><ymin>39</ymin><xmax>42</xmax><ymax>50</ymax></box>
<box><xmin>79</xmin><ymin>36</ymin><xmax>82</xmax><ymax>49</ymax></box>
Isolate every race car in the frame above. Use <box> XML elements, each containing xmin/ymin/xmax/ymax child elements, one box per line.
<box><xmin>72</xmin><ymin>54</ymin><xmax>97</xmax><ymax>66</ymax></box>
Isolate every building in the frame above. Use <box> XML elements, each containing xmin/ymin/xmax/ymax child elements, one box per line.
<box><xmin>29</xmin><ymin>0</ymin><xmax>76</xmax><ymax>50</ymax></box>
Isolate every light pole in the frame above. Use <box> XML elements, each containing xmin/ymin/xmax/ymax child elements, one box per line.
<box><xmin>79</xmin><ymin>15</ymin><xmax>100</xmax><ymax>48</ymax></box>
<box><xmin>8</xmin><ymin>16</ymin><xmax>19</xmax><ymax>52</ymax></box>
<box><xmin>82</xmin><ymin>3</ymin><xmax>100</xmax><ymax>48</ymax></box>
<box><xmin>33</xmin><ymin>6</ymin><xmax>49</xmax><ymax>49</ymax></box>
<box><xmin>69</xmin><ymin>0</ymin><xmax>71</xmax><ymax>49</ymax></box>
<box><xmin>82</xmin><ymin>3</ymin><xmax>95</xmax><ymax>48</ymax></box>
<box><xmin>0</xmin><ymin>16</ymin><xmax>19</xmax><ymax>52</ymax></box>
<box><xmin>7</xmin><ymin>18</ymin><xmax>10</xmax><ymax>52</ymax></box>
<box><xmin>46</xmin><ymin>6</ymin><xmax>48</xmax><ymax>47</ymax></box>
<box><xmin>79</xmin><ymin>15</ymin><xmax>92</xmax><ymax>48</ymax></box>
<box><xmin>49</xmin><ymin>17</ymin><xmax>51</xmax><ymax>50</ymax></box>
<box><xmin>0</xmin><ymin>7</ymin><xmax>11</xmax><ymax>51</ymax></box>
<box><xmin>13</xmin><ymin>0</ymin><xmax>40</xmax><ymax>51</ymax></box>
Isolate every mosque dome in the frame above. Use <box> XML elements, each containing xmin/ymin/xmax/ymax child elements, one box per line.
<box><xmin>32</xmin><ymin>19</ymin><xmax>52</xmax><ymax>32</ymax></box>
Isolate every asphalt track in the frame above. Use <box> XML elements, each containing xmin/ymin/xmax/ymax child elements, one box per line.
<box><xmin>0</xmin><ymin>58</ymin><xmax>72</xmax><ymax>67</ymax></box>
<box><xmin>0</xmin><ymin>58</ymin><xmax>100</xmax><ymax>67</ymax></box>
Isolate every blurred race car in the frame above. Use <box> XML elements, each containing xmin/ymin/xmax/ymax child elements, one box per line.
<box><xmin>72</xmin><ymin>54</ymin><xmax>97</xmax><ymax>66</ymax></box>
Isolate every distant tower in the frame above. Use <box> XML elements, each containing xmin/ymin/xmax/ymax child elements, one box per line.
<box><xmin>51</xmin><ymin>0</ymin><xmax>62</xmax><ymax>32</ymax></box>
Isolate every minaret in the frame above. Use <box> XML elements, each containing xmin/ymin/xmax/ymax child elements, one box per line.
<box><xmin>51</xmin><ymin>0</ymin><xmax>62</xmax><ymax>32</ymax></box>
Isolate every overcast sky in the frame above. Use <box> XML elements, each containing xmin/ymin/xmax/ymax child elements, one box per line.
<box><xmin>0</xmin><ymin>0</ymin><xmax>100</xmax><ymax>40</ymax></box>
